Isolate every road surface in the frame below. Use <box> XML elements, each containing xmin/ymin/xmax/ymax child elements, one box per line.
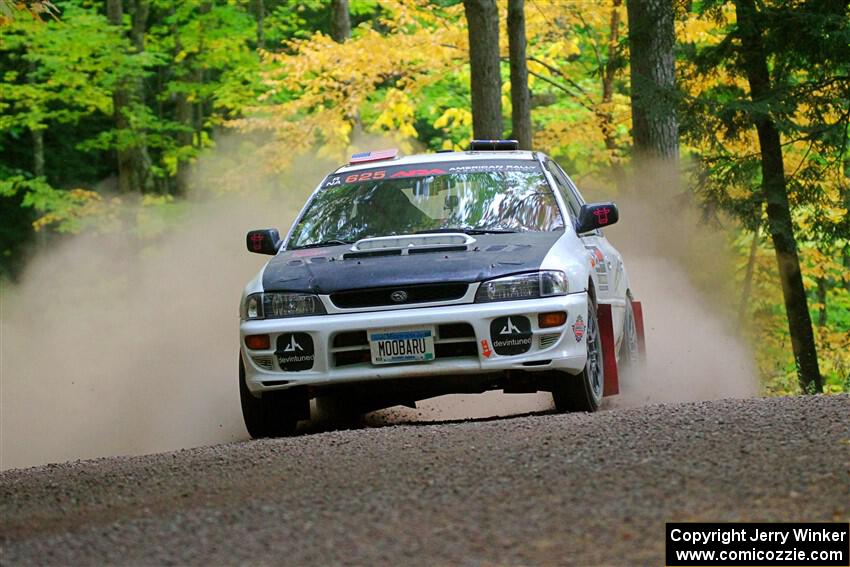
<box><xmin>1</xmin><ymin>395</ymin><xmax>848</xmax><ymax>565</ymax></box>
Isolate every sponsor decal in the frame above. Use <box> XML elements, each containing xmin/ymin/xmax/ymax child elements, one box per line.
<box><xmin>276</xmin><ymin>332</ymin><xmax>315</xmax><ymax>371</ymax></box>
<box><xmin>593</xmin><ymin>206</ymin><xmax>612</xmax><ymax>225</ymax></box>
<box><xmin>447</xmin><ymin>164</ymin><xmax>538</xmax><ymax>173</ymax></box>
<box><xmin>249</xmin><ymin>232</ymin><xmax>265</xmax><ymax>251</ymax></box>
<box><xmin>586</xmin><ymin>246</ymin><xmax>606</xmax><ymax>270</ymax></box>
<box><xmin>480</xmin><ymin>339</ymin><xmax>493</xmax><ymax>358</ymax></box>
<box><xmin>572</xmin><ymin>315</ymin><xmax>586</xmax><ymax>342</ymax></box>
<box><xmin>390</xmin><ymin>168</ymin><xmax>446</xmax><ymax>178</ymax></box>
<box><xmin>490</xmin><ymin>316</ymin><xmax>532</xmax><ymax>356</ymax></box>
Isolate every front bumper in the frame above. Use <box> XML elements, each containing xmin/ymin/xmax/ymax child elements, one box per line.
<box><xmin>239</xmin><ymin>293</ymin><xmax>589</xmax><ymax>395</ymax></box>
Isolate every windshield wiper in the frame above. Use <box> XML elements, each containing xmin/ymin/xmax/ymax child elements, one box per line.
<box><xmin>292</xmin><ymin>239</ymin><xmax>352</xmax><ymax>250</ymax></box>
<box><xmin>416</xmin><ymin>227</ymin><xmax>518</xmax><ymax>235</ymax></box>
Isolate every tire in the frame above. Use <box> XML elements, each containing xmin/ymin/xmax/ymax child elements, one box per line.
<box><xmin>239</xmin><ymin>356</ymin><xmax>299</xmax><ymax>438</ymax></box>
<box><xmin>618</xmin><ymin>295</ymin><xmax>641</xmax><ymax>371</ymax></box>
<box><xmin>552</xmin><ymin>296</ymin><xmax>604</xmax><ymax>413</ymax></box>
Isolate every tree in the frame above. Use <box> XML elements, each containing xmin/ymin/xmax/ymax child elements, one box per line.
<box><xmin>235</xmin><ymin>2</ymin><xmax>465</xmax><ymax>167</ymax></box>
<box><xmin>734</xmin><ymin>0</ymin><xmax>821</xmax><ymax>391</ymax></box>
<box><xmin>463</xmin><ymin>0</ymin><xmax>502</xmax><ymax>139</ymax></box>
<box><xmin>330</xmin><ymin>0</ymin><xmax>351</xmax><ymax>43</ymax></box>
<box><xmin>680</xmin><ymin>0</ymin><xmax>850</xmax><ymax>392</ymax></box>
<box><xmin>520</xmin><ymin>1</ymin><xmax>630</xmax><ymax>186</ymax></box>
<box><xmin>507</xmin><ymin>0</ymin><xmax>531</xmax><ymax>149</ymax></box>
<box><xmin>106</xmin><ymin>0</ymin><xmax>151</xmax><ymax>193</ymax></box>
<box><xmin>254</xmin><ymin>0</ymin><xmax>265</xmax><ymax>49</ymax></box>
<box><xmin>626</xmin><ymin>0</ymin><xmax>678</xmax><ymax>160</ymax></box>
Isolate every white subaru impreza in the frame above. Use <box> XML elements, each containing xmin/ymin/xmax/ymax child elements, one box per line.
<box><xmin>239</xmin><ymin>141</ymin><xmax>644</xmax><ymax>437</ymax></box>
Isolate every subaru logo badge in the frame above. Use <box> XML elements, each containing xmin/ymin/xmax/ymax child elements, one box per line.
<box><xmin>390</xmin><ymin>290</ymin><xmax>408</xmax><ymax>303</ymax></box>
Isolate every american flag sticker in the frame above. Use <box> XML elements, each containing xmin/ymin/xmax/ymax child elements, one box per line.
<box><xmin>349</xmin><ymin>148</ymin><xmax>399</xmax><ymax>164</ymax></box>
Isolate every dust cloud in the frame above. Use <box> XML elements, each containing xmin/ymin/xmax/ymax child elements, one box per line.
<box><xmin>1</xmin><ymin>149</ymin><xmax>757</xmax><ymax>471</ymax></box>
<box><xmin>604</xmin><ymin>162</ymin><xmax>759</xmax><ymax>405</ymax></box>
<box><xmin>0</xmin><ymin>139</ymin><xmax>316</xmax><ymax>470</ymax></box>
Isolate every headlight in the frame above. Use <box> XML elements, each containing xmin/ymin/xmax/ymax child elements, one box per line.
<box><xmin>241</xmin><ymin>292</ymin><xmax>326</xmax><ymax>320</ymax></box>
<box><xmin>474</xmin><ymin>271</ymin><xmax>568</xmax><ymax>303</ymax></box>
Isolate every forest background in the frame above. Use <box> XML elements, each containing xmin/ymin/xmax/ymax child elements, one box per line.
<box><xmin>1</xmin><ymin>0</ymin><xmax>847</xmax><ymax>394</ymax></box>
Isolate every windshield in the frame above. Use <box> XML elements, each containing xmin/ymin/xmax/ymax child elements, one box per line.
<box><xmin>287</xmin><ymin>160</ymin><xmax>564</xmax><ymax>249</ymax></box>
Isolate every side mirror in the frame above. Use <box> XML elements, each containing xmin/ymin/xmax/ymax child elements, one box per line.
<box><xmin>246</xmin><ymin>229</ymin><xmax>282</xmax><ymax>255</ymax></box>
<box><xmin>576</xmin><ymin>202</ymin><xmax>619</xmax><ymax>233</ymax></box>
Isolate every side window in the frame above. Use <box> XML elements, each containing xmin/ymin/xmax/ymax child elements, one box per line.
<box><xmin>561</xmin><ymin>169</ymin><xmax>604</xmax><ymax>236</ymax></box>
<box><xmin>544</xmin><ymin>160</ymin><xmax>581</xmax><ymax>220</ymax></box>
<box><xmin>546</xmin><ymin>160</ymin><xmax>578</xmax><ymax>222</ymax></box>
<box><xmin>562</xmin><ymin>172</ymin><xmax>587</xmax><ymax>209</ymax></box>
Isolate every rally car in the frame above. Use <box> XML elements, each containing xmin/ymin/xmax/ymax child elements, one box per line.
<box><xmin>239</xmin><ymin>141</ymin><xmax>646</xmax><ymax>437</ymax></box>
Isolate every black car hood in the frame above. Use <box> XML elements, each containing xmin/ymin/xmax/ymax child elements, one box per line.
<box><xmin>262</xmin><ymin>232</ymin><xmax>563</xmax><ymax>293</ymax></box>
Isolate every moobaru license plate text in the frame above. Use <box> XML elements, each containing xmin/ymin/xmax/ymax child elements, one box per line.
<box><xmin>369</xmin><ymin>328</ymin><xmax>435</xmax><ymax>364</ymax></box>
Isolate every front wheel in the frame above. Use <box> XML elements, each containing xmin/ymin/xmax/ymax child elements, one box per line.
<box><xmin>239</xmin><ymin>356</ymin><xmax>300</xmax><ymax>438</ymax></box>
<box><xmin>552</xmin><ymin>298</ymin><xmax>604</xmax><ymax>412</ymax></box>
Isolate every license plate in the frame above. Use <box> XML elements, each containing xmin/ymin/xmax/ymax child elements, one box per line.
<box><xmin>368</xmin><ymin>327</ymin><xmax>435</xmax><ymax>365</ymax></box>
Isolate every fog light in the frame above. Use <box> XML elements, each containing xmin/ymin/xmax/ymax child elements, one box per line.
<box><xmin>538</xmin><ymin>311</ymin><xmax>567</xmax><ymax>328</ymax></box>
<box><xmin>245</xmin><ymin>334</ymin><xmax>271</xmax><ymax>350</ymax></box>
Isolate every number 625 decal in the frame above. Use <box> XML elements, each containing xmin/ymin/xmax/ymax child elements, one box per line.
<box><xmin>345</xmin><ymin>170</ymin><xmax>386</xmax><ymax>183</ymax></box>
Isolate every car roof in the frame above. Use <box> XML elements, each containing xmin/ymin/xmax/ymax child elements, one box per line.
<box><xmin>334</xmin><ymin>150</ymin><xmax>541</xmax><ymax>174</ymax></box>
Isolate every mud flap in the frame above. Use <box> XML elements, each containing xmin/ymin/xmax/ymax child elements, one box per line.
<box><xmin>632</xmin><ymin>300</ymin><xmax>647</xmax><ymax>360</ymax></box>
<box><xmin>597</xmin><ymin>303</ymin><xmax>619</xmax><ymax>397</ymax></box>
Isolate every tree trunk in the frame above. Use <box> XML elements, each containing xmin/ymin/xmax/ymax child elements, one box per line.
<box><xmin>735</xmin><ymin>0</ymin><xmax>822</xmax><ymax>393</ymax></box>
<box><xmin>130</xmin><ymin>0</ymin><xmax>153</xmax><ymax>192</ymax></box>
<box><xmin>31</xmin><ymin>128</ymin><xmax>45</xmax><ymax>178</ymax></box>
<box><xmin>107</xmin><ymin>0</ymin><xmax>151</xmax><ymax>193</ymax></box>
<box><xmin>129</xmin><ymin>0</ymin><xmax>149</xmax><ymax>51</ymax></box>
<box><xmin>625</xmin><ymin>0</ymin><xmax>679</xmax><ymax>160</ymax></box>
<box><xmin>507</xmin><ymin>0</ymin><xmax>531</xmax><ymax>149</ymax></box>
<box><xmin>27</xmin><ymin>60</ymin><xmax>45</xmax><ymax>178</ymax></box>
<box><xmin>330</xmin><ymin>0</ymin><xmax>351</xmax><ymax>43</ymax></box>
<box><xmin>107</xmin><ymin>0</ymin><xmax>134</xmax><ymax>193</ymax></box>
<box><xmin>601</xmin><ymin>0</ymin><xmax>626</xmax><ymax>189</ymax></box>
<box><xmin>738</xmin><ymin>222</ymin><xmax>759</xmax><ymax>323</ymax></box>
<box><xmin>174</xmin><ymin>91</ymin><xmax>193</xmax><ymax>196</ymax></box>
<box><xmin>844</xmin><ymin>245</ymin><xmax>850</xmax><ymax>292</ymax></box>
<box><xmin>254</xmin><ymin>0</ymin><xmax>265</xmax><ymax>49</ymax></box>
<box><xmin>815</xmin><ymin>277</ymin><xmax>827</xmax><ymax>327</ymax></box>
<box><xmin>463</xmin><ymin>0</ymin><xmax>502</xmax><ymax>139</ymax></box>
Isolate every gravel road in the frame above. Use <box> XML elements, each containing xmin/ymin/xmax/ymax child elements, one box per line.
<box><xmin>2</xmin><ymin>395</ymin><xmax>848</xmax><ymax>566</ymax></box>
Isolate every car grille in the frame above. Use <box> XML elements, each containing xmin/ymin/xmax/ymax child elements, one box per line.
<box><xmin>331</xmin><ymin>323</ymin><xmax>477</xmax><ymax>367</ymax></box>
<box><xmin>329</xmin><ymin>283</ymin><xmax>468</xmax><ymax>309</ymax></box>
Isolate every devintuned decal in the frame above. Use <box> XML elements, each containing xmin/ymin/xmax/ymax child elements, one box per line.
<box><xmin>276</xmin><ymin>333</ymin><xmax>315</xmax><ymax>371</ymax></box>
<box><xmin>490</xmin><ymin>316</ymin><xmax>532</xmax><ymax>356</ymax></box>
<box><xmin>480</xmin><ymin>339</ymin><xmax>493</xmax><ymax>358</ymax></box>
<box><xmin>572</xmin><ymin>316</ymin><xmax>586</xmax><ymax>342</ymax></box>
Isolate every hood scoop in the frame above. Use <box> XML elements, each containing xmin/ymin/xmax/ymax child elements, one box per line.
<box><xmin>343</xmin><ymin>233</ymin><xmax>475</xmax><ymax>260</ymax></box>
